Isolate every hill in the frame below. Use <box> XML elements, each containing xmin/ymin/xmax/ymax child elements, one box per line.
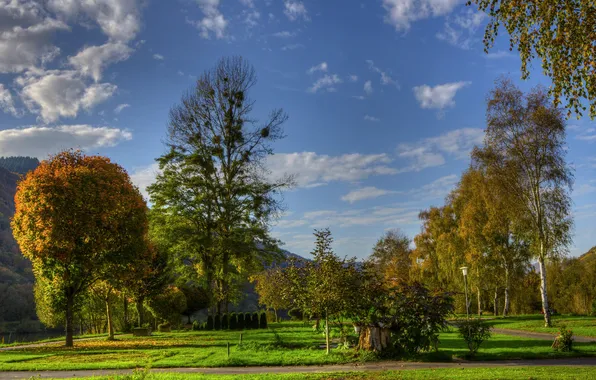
<box><xmin>579</xmin><ymin>246</ymin><xmax>596</xmax><ymax>265</ymax></box>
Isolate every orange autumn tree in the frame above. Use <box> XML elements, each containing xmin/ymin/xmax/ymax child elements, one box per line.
<box><xmin>11</xmin><ymin>150</ymin><xmax>147</xmax><ymax>347</ymax></box>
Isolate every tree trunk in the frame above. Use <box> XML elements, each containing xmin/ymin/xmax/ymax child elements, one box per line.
<box><xmin>357</xmin><ymin>326</ymin><xmax>391</xmax><ymax>352</ymax></box>
<box><xmin>274</xmin><ymin>309</ymin><xmax>278</xmax><ymax>323</ymax></box>
<box><xmin>538</xmin><ymin>253</ymin><xmax>551</xmax><ymax>327</ymax></box>
<box><xmin>325</xmin><ymin>310</ymin><xmax>330</xmax><ymax>355</ymax></box>
<box><xmin>136</xmin><ymin>298</ymin><xmax>145</xmax><ymax>328</ymax></box>
<box><xmin>106</xmin><ymin>296</ymin><xmax>114</xmax><ymax>340</ymax></box>
<box><xmin>477</xmin><ymin>287</ymin><xmax>482</xmax><ymax>317</ymax></box>
<box><xmin>123</xmin><ymin>295</ymin><xmax>129</xmax><ymax>329</ymax></box>
<box><xmin>65</xmin><ymin>294</ymin><xmax>74</xmax><ymax>347</ymax></box>
<box><xmin>493</xmin><ymin>287</ymin><xmax>498</xmax><ymax>316</ymax></box>
<box><xmin>503</xmin><ymin>265</ymin><xmax>510</xmax><ymax>316</ymax></box>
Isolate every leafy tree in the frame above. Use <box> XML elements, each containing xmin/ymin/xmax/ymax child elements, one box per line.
<box><xmin>472</xmin><ymin>79</ymin><xmax>573</xmax><ymax>326</ymax></box>
<box><xmin>370</xmin><ymin>229</ymin><xmax>412</xmax><ymax>286</ymax></box>
<box><xmin>148</xmin><ymin>56</ymin><xmax>292</xmax><ymax>314</ymax></box>
<box><xmin>469</xmin><ymin>0</ymin><xmax>596</xmax><ymax>118</ymax></box>
<box><xmin>146</xmin><ymin>285</ymin><xmax>187</xmax><ymax>326</ymax></box>
<box><xmin>251</xmin><ymin>267</ymin><xmax>291</xmax><ymax>322</ymax></box>
<box><xmin>179</xmin><ymin>284</ymin><xmax>210</xmax><ymax>324</ymax></box>
<box><xmin>12</xmin><ymin>150</ymin><xmax>147</xmax><ymax>346</ymax></box>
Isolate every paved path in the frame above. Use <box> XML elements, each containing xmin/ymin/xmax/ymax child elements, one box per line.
<box><xmin>491</xmin><ymin>328</ymin><xmax>596</xmax><ymax>343</ymax></box>
<box><xmin>1</xmin><ymin>358</ymin><xmax>596</xmax><ymax>379</ymax></box>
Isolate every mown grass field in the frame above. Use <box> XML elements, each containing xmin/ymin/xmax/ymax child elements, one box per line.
<box><xmin>88</xmin><ymin>367</ymin><xmax>596</xmax><ymax>380</ymax></box>
<box><xmin>484</xmin><ymin>315</ymin><xmax>596</xmax><ymax>337</ymax></box>
<box><xmin>2</xmin><ymin>321</ymin><xmax>596</xmax><ymax>371</ymax></box>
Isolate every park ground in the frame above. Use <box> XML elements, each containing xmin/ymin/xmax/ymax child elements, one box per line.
<box><xmin>1</xmin><ymin>315</ymin><xmax>596</xmax><ymax>379</ymax></box>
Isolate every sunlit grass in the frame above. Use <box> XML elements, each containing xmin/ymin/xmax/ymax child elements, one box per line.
<box><xmin>484</xmin><ymin>314</ymin><xmax>596</xmax><ymax>337</ymax></box>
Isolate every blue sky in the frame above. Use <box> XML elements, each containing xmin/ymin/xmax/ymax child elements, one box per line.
<box><xmin>0</xmin><ymin>0</ymin><xmax>594</xmax><ymax>260</ymax></box>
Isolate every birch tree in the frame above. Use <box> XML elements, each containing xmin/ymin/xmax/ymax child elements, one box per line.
<box><xmin>472</xmin><ymin>78</ymin><xmax>573</xmax><ymax>326</ymax></box>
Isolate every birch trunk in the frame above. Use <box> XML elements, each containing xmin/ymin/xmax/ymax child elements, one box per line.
<box><xmin>106</xmin><ymin>297</ymin><xmax>114</xmax><ymax>340</ymax></box>
<box><xmin>493</xmin><ymin>287</ymin><xmax>498</xmax><ymax>316</ymax></box>
<box><xmin>538</xmin><ymin>251</ymin><xmax>551</xmax><ymax>327</ymax></box>
<box><xmin>477</xmin><ymin>287</ymin><xmax>482</xmax><ymax>317</ymax></box>
<box><xmin>503</xmin><ymin>265</ymin><xmax>510</xmax><ymax>316</ymax></box>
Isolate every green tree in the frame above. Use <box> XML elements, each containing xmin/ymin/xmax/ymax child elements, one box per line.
<box><xmin>472</xmin><ymin>79</ymin><xmax>573</xmax><ymax>326</ymax></box>
<box><xmin>370</xmin><ymin>229</ymin><xmax>412</xmax><ymax>286</ymax></box>
<box><xmin>148</xmin><ymin>56</ymin><xmax>292</xmax><ymax>314</ymax></box>
<box><xmin>12</xmin><ymin>151</ymin><xmax>148</xmax><ymax>346</ymax></box>
<box><xmin>251</xmin><ymin>267</ymin><xmax>291</xmax><ymax>322</ymax></box>
<box><xmin>146</xmin><ymin>285</ymin><xmax>187</xmax><ymax>326</ymax></box>
<box><xmin>469</xmin><ymin>0</ymin><xmax>596</xmax><ymax>118</ymax></box>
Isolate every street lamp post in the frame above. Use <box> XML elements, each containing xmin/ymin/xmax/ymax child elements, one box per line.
<box><xmin>460</xmin><ymin>266</ymin><xmax>470</xmax><ymax>320</ymax></box>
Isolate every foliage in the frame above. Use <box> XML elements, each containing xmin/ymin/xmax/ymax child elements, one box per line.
<box><xmin>370</xmin><ymin>229</ymin><xmax>412</xmax><ymax>286</ymax></box>
<box><xmin>260</xmin><ymin>312</ymin><xmax>267</xmax><ymax>329</ymax></box>
<box><xmin>552</xmin><ymin>325</ymin><xmax>574</xmax><ymax>352</ymax></box>
<box><xmin>11</xmin><ymin>150</ymin><xmax>148</xmax><ymax>346</ymax></box>
<box><xmin>252</xmin><ymin>312</ymin><xmax>260</xmax><ymax>329</ymax></box>
<box><xmin>389</xmin><ymin>282</ymin><xmax>455</xmax><ymax>354</ymax></box>
<box><xmin>148</xmin><ymin>56</ymin><xmax>291</xmax><ymax>313</ymax></box>
<box><xmin>214</xmin><ymin>314</ymin><xmax>221</xmax><ymax>330</ymax></box>
<box><xmin>229</xmin><ymin>313</ymin><xmax>237</xmax><ymax>330</ymax></box>
<box><xmin>237</xmin><ymin>313</ymin><xmax>245</xmax><ymax>330</ymax></box>
<box><xmin>206</xmin><ymin>315</ymin><xmax>214</xmax><ymax>330</ymax></box>
<box><xmin>158</xmin><ymin>322</ymin><xmax>171</xmax><ymax>332</ymax></box>
<box><xmin>179</xmin><ymin>285</ymin><xmax>210</xmax><ymax>324</ymax></box>
<box><xmin>469</xmin><ymin>0</ymin><xmax>596</xmax><ymax>118</ymax></box>
<box><xmin>457</xmin><ymin>319</ymin><xmax>492</xmax><ymax>356</ymax></box>
<box><xmin>146</xmin><ymin>286</ymin><xmax>187</xmax><ymax>325</ymax></box>
<box><xmin>472</xmin><ymin>79</ymin><xmax>573</xmax><ymax>327</ymax></box>
<box><xmin>251</xmin><ymin>267</ymin><xmax>291</xmax><ymax>321</ymax></box>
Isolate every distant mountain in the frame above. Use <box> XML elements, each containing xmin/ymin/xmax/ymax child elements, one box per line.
<box><xmin>0</xmin><ymin>157</ymin><xmax>40</xmax><ymax>175</ymax></box>
<box><xmin>579</xmin><ymin>246</ymin><xmax>596</xmax><ymax>264</ymax></box>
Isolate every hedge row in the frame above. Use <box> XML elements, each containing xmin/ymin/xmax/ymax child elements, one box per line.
<box><xmin>192</xmin><ymin>312</ymin><xmax>268</xmax><ymax>330</ymax></box>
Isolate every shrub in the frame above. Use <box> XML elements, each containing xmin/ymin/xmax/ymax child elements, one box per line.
<box><xmin>552</xmin><ymin>325</ymin><xmax>574</xmax><ymax>352</ymax></box>
<box><xmin>288</xmin><ymin>308</ymin><xmax>303</xmax><ymax>321</ymax></box>
<box><xmin>229</xmin><ymin>313</ymin><xmax>237</xmax><ymax>330</ymax></box>
<box><xmin>245</xmin><ymin>313</ymin><xmax>253</xmax><ymax>329</ymax></box>
<box><xmin>252</xmin><ymin>312</ymin><xmax>260</xmax><ymax>329</ymax></box>
<box><xmin>237</xmin><ymin>313</ymin><xmax>245</xmax><ymax>330</ymax></box>
<box><xmin>192</xmin><ymin>320</ymin><xmax>201</xmax><ymax>331</ymax></box>
<box><xmin>157</xmin><ymin>322</ymin><xmax>171</xmax><ymax>332</ymax></box>
<box><xmin>206</xmin><ymin>315</ymin><xmax>214</xmax><ymax>330</ymax></box>
<box><xmin>214</xmin><ymin>314</ymin><xmax>221</xmax><ymax>330</ymax></box>
<box><xmin>260</xmin><ymin>312</ymin><xmax>268</xmax><ymax>329</ymax></box>
<box><xmin>457</xmin><ymin>319</ymin><xmax>492</xmax><ymax>356</ymax></box>
<box><xmin>221</xmin><ymin>313</ymin><xmax>229</xmax><ymax>330</ymax></box>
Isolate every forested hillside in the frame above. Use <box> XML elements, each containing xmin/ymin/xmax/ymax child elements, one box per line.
<box><xmin>0</xmin><ymin>158</ymin><xmax>39</xmax><ymax>326</ymax></box>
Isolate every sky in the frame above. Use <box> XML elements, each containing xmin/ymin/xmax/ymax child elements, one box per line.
<box><xmin>0</xmin><ymin>0</ymin><xmax>594</xmax><ymax>260</ymax></box>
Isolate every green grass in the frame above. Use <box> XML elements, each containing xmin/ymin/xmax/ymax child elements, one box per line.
<box><xmin>485</xmin><ymin>315</ymin><xmax>596</xmax><ymax>337</ymax></box>
<box><xmin>80</xmin><ymin>367</ymin><xmax>596</xmax><ymax>380</ymax></box>
<box><xmin>0</xmin><ymin>333</ymin><xmax>113</xmax><ymax>348</ymax></box>
<box><xmin>2</xmin><ymin>321</ymin><xmax>596</xmax><ymax>371</ymax></box>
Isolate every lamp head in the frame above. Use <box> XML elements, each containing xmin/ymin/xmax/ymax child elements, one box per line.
<box><xmin>460</xmin><ymin>266</ymin><xmax>468</xmax><ymax>276</ymax></box>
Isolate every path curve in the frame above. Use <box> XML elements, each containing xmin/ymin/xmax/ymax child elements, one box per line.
<box><xmin>1</xmin><ymin>357</ymin><xmax>596</xmax><ymax>379</ymax></box>
<box><xmin>491</xmin><ymin>328</ymin><xmax>596</xmax><ymax>343</ymax></box>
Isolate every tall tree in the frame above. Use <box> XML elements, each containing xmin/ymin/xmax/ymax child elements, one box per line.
<box><xmin>469</xmin><ymin>0</ymin><xmax>596</xmax><ymax>118</ymax></box>
<box><xmin>148</xmin><ymin>56</ymin><xmax>291</xmax><ymax>313</ymax></box>
<box><xmin>370</xmin><ymin>229</ymin><xmax>412</xmax><ymax>286</ymax></box>
<box><xmin>12</xmin><ymin>150</ymin><xmax>147</xmax><ymax>346</ymax></box>
<box><xmin>472</xmin><ymin>79</ymin><xmax>573</xmax><ymax>326</ymax></box>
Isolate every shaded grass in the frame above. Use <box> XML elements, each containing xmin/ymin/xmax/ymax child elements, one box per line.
<box><xmin>80</xmin><ymin>367</ymin><xmax>596</xmax><ymax>380</ymax></box>
<box><xmin>0</xmin><ymin>333</ymin><xmax>113</xmax><ymax>348</ymax></box>
<box><xmin>2</xmin><ymin>322</ymin><xmax>596</xmax><ymax>371</ymax></box>
<box><xmin>485</xmin><ymin>315</ymin><xmax>596</xmax><ymax>337</ymax></box>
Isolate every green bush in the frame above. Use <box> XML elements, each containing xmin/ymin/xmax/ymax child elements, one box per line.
<box><xmin>245</xmin><ymin>313</ymin><xmax>252</xmax><ymax>329</ymax></box>
<box><xmin>260</xmin><ymin>312</ymin><xmax>267</xmax><ymax>329</ymax></box>
<box><xmin>288</xmin><ymin>308</ymin><xmax>303</xmax><ymax>321</ymax></box>
<box><xmin>221</xmin><ymin>313</ymin><xmax>229</xmax><ymax>330</ymax></box>
<box><xmin>457</xmin><ymin>319</ymin><xmax>492</xmax><ymax>356</ymax></box>
<box><xmin>192</xmin><ymin>320</ymin><xmax>201</xmax><ymax>331</ymax></box>
<box><xmin>252</xmin><ymin>312</ymin><xmax>260</xmax><ymax>329</ymax></box>
<box><xmin>552</xmin><ymin>325</ymin><xmax>574</xmax><ymax>352</ymax></box>
<box><xmin>237</xmin><ymin>313</ymin><xmax>245</xmax><ymax>330</ymax></box>
<box><xmin>157</xmin><ymin>322</ymin><xmax>171</xmax><ymax>332</ymax></box>
<box><xmin>214</xmin><ymin>314</ymin><xmax>221</xmax><ymax>330</ymax></box>
<box><xmin>206</xmin><ymin>315</ymin><xmax>214</xmax><ymax>330</ymax></box>
<box><xmin>229</xmin><ymin>313</ymin><xmax>237</xmax><ymax>330</ymax></box>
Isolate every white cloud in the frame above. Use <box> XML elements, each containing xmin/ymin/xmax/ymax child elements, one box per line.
<box><xmin>130</xmin><ymin>162</ymin><xmax>160</xmax><ymax>201</ymax></box>
<box><xmin>436</xmin><ymin>8</ymin><xmax>485</xmax><ymax>50</ymax></box>
<box><xmin>301</xmin><ymin>206</ymin><xmax>421</xmax><ymax>228</ymax></box>
<box><xmin>576</xmin><ymin>127</ymin><xmax>596</xmax><ymax>142</ymax></box>
<box><xmin>0</xmin><ymin>13</ymin><xmax>68</xmax><ymax>73</ymax></box>
<box><xmin>240</xmin><ymin>0</ymin><xmax>255</xmax><ymax>7</ymax></box>
<box><xmin>114</xmin><ymin>103</ymin><xmax>130</xmax><ymax>114</ymax></box>
<box><xmin>342</xmin><ymin>187</ymin><xmax>397</xmax><ymax>203</ymax></box>
<box><xmin>382</xmin><ymin>0</ymin><xmax>460</xmax><ymax>31</ymax></box>
<box><xmin>0</xmin><ymin>124</ymin><xmax>132</xmax><ymax>159</ymax></box>
<box><xmin>353</xmin><ymin>95</ymin><xmax>365</xmax><ymax>100</ymax></box>
<box><xmin>397</xmin><ymin>128</ymin><xmax>484</xmax><ymax>171</ymax></box>
<box><xmin>415</xmin><ymin>174</ymin><xmax>458</xmax><ymax>200</ymax></box>
<box><xmin>308</xmin><ymin>74</ymin><xmax>342</xmax><ymax>93</ymax></box>
<box><xmin>349</xmin><ymin>75</ymin><xmax>358</xmax><ymax>82</ymax></box>
<box><xmin>484</xmin><ymin>50</ymin><xmax>516</xmax><ymax>59</ymax></box>
<box><xmin>366</xmin><ymin>60</ymin><xmax>398</xmax><ymax>88</ymax></box>
<box><xmin>281</xmin><ymin>43</ymin><xmax>304</xmax><ymax>51</ymax></box>
<box><xmin>153</xmin><ymin>53</ymin><xmax>164</xmax><ymax>60</ymax></box>
<box><xmin>48</xmin><ymin>0</ymin><xmax>142</xmax><ymax>42</ymax></box>
<box><xmin>413</xmin><ymin>81</ymin><xmax>470</xmax><ymax>110</ymax></box>
<box><xmin>284</xmin><ymin>1</ymin><xmax>308</xmax><ymax>21</ymax></box>
<box><xmin>273</xmin><ymin>30</ymin><xmax>296</xmax><ymax>38</ymax></box>
<box><xmin>19</xmin><ymin>70</ymin><xmax>117</xmax><ymax>123</ymax></box>
<box><xmin>574</xmin><ymin>183</ymin><xmax>596</xmax><ymax>196</ymax></box>
<box><xmin>0</xmin><ymin>84</ymin><xmax>22</xmax><ymax>117</ymax></box>
<box><xmin>364</xmin><ymin>80</ymin><xmax>373</xmax><ymax>95</ymax></box>
<box><xmin>364</xmin><ymin>115</ymin><xmax>380</xmax><ymax>122</ymax></box>
<box><xmin>307</xmin><ymin>62</ymin><xmax>328</xmax><ymax>74</ymax></box>
<box><xmin>266</xmin><ymin>152</ymin><xmax>398</xmax><ymax>187</ymax></box>
<box><xmin>243</xmin><ymin>9</ymin><xmax>260</xmax><ymax>27</ymax></box>
<box><xmin>191</xmin><ymin>0</ymin><xmax>228</xmax><ymax>39</ymax></box>
<box><xmin>69</xmin><ymin>42</ymin><xmax>133</xmax><ymax>82</ymax></box>
<box><xmin>275</xmin><ymin>219</ymin><xmax>308</xmax><ymax>228</ymax></box>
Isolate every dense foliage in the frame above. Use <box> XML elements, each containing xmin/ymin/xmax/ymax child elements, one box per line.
<box><xmin>457</xmin><ymin>319</ymin><xmax>492</xmax><ymax>356</ymax></box>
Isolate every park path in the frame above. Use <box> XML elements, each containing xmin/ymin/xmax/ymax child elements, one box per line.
<box><xmin>1</xmin><ymin>357</ymin><xmax>596</xmax><ymax>379</ymax></box>
<box><xmin>491</xmin><ymin>328</ymin><xmax>596</xmax><ymax>343</ymax></box>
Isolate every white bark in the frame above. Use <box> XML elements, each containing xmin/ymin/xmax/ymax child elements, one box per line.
<box><xmin>538</xmin><ymin>252</ymin><xmax>551</xmax><ymax>327</ymax></box>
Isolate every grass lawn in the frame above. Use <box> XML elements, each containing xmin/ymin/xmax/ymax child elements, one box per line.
<box><xmin>2</xmin><ymin>321</ymin><xmax>596</xmax><ymax>371</ymax></box>
<box><xmin>485</xmin><ymin>315</ymin><xmax>596</xmax><ymax>337</ymax></box>
<box><xmin>75</xmin><ymin>367</ymin><xmax>596</xmax><ymax>380</ymax></box>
